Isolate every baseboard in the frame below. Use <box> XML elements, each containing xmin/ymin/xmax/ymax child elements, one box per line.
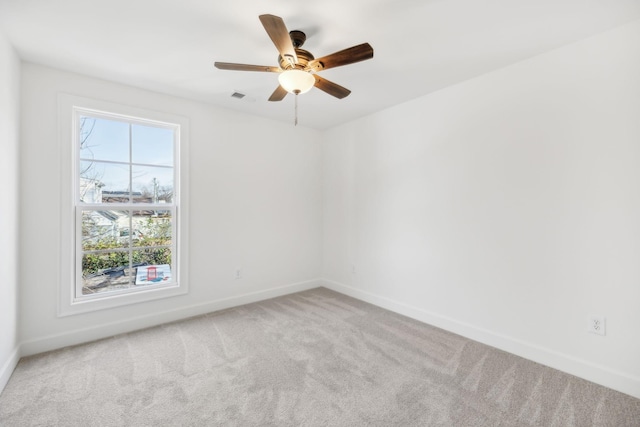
<box><xmin>0</xmin><ymin>346</ymin><xmax>20</xmax><ymax>395</ymax></box>
<box><xmin>321</xmin><ymin>279</ymin><xmax>640</xmax><ymax>400</ymax></box>
<box><xmin>20</xmin><ymin>279</ymin><xmax>321</xmax><ymax>357</ymax></box>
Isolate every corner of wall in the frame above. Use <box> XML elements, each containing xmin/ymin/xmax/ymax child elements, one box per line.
<box><xmin>0</xmin><ymin>347</ymin><xmax>21</xmax><ymax>394</ymax></box>
<box><xmin>0</xmin><ymin>28</ymin><xmax>21</xmax><ymax>396</ymax></box>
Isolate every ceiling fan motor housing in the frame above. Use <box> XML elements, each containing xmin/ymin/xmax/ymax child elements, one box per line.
<box><xmin>279</xmin><ymin>48</ymin><xmax>315</xmax><ymax>70</ymax></box>
<box><xmin>277</xmin><ymin>31</ymin><xmax>316</xmax><ymax>70</ymax></box>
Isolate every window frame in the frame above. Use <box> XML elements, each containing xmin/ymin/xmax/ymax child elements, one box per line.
<box><xmin>58</xmin><ymin>94</ymin><xmax>189</xmax><ymax>316</ymax></box>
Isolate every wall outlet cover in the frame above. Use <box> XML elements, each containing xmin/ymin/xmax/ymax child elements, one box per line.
<box><xmin>588</xmin><ymin>316</ymin><xmax>606</xmax><ymax>336</ymax></box>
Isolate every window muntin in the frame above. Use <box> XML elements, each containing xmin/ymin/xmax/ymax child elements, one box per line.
<box><xmin>75</xmin><ymin>110</ymin><xmax>178</xmax><ymax>300</ymax></box>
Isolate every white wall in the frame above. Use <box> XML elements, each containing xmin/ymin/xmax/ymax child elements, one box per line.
<box><xmin>322</xmin><ymin>19</ymin><xmax>640</xmax><ymax>398</ymax></box>
<box><xmin>19</xmin><ymin>64</ymin><xmax>322</xmax><ymax>354</ymax></box>
<box><xmin>0</xmin><ymin>30</ymin><xmax>20</xmax><ymax>391</ymax></box>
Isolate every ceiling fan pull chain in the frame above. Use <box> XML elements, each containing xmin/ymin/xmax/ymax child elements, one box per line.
<box><xmin>295</xmin><ymin>92</ymin><xmax>298</xmax><ymax>126</ymax></box>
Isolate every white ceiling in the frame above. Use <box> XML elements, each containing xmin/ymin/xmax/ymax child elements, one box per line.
<box><xmin>1</xmin><ymin>0</ymin><xmax>639</xmax><ymax>129</ymax></box>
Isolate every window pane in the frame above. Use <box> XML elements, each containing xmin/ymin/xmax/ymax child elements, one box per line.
<box><xmin>80</xmin><ymin>160</ymin><xmax>130</xmax><ymax>203</ymax></box>
<box><xmin>132</xmin><ymin>165</ymin><xmax>174</xmax><ymax>204</ymax></box>
<box><xmin>81</xmin><ymin>210</ymin><xmax>130</xmax><ymax>250</ymax></box>
<box><xmin>132</xmin><ymin>124</ymin><xmax>174</xmax><ymax>167</ymax></box>
<box><xmin>79</xmin><ymin>116</ymin><xmax>129</xmax><ymax>163</ymax></box>
<box><xmin>81</xmin><ymin>250</ymin><xmax>133</xmax><ymax>295</ymax></box>
<box><xmin>132</xmin><ymin>213</ymin><xmax>172</xmax><ymax>248</ymax></box>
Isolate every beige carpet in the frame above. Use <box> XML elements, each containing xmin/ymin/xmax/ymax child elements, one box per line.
<box><xmin>1</xmin><ymin>288</ymin><xmax>639</xmax><ymax>426</ymax></box>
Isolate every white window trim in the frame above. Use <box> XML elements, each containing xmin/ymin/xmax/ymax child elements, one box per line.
<box><xmin>58</xmin><ymin>94</ymin><xmax>189</xmax><ymax>316</ymax></box>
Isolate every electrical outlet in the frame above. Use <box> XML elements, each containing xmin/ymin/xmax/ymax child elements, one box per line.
<box><xmin>588</xmin><ymin>316</ymin><xmax>606</xmax><ymax>336</ymax></box>
<box><xmin>235</xmin><ymin>268</ymin><xmax>242</xmax><ymax>280</ymax></box>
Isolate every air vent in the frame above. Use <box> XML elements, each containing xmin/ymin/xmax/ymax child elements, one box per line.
<box><xmin>231</xmin><ymin>91</ymin><xmax>246</xmax><ymax>99</ymax></box>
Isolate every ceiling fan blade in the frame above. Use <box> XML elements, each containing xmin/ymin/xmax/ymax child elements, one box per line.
<box><xmin>259</xmin><ymin>14</ymin><xmax>298</xmax><ymax>65</ymax></box>
<box><xmin>313</xmin><ymin>75</ymin><xmax>351</xmax><ymax>99</ymax></box>
<box><xmin>268</xmin><ymin>85</ymin><xmax>288</xmax><ymax>102</ymax></box>
<box><xmin>214</xmin><ymin>62</ymin><xmax>281</xmax><ymax>73</ymax></box>
<box><xmin>308</xmin><ymin>43</ymin><xmax>374</xmax><ymax>71</ymax></box>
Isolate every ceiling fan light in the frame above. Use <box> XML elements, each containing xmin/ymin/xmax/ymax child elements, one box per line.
<box><xmin>278</xmin><ymin>69</ymin><xmax>315</xmax><ymax>94</ymax></box>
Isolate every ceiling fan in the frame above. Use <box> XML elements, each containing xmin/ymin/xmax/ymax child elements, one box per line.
<box><xmin>214</xmin><ymin>14</ymin><xmax>374</xmax><ymax>102</ymax></box>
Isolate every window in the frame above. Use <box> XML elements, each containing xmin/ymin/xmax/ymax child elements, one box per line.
<box><xmin>59</xmin><ymin>95</ymin><xmax>189</xmax><ymax>315</ymax></box>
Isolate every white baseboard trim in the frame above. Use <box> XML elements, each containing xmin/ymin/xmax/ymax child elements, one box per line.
<box><xmin>20</xmin><ymin>279</ymin><xmax>321</xmax><ymax>358</ymax></box>
<box><xmin>0</xmin><ymin>346</ymin><xmax>20</xmax><ymax>395</ymax></box>
<box><xmin>321</xmin><ymin>279</ymin><xmax>640</xmax><ymax>400</ymax></box>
